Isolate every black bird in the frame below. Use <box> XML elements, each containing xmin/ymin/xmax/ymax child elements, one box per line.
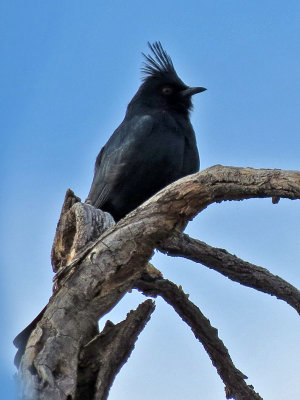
<box><xmin>86</xmin><ymin>42</ymin><xmax>206</xmax><ymax>221</ymax></box>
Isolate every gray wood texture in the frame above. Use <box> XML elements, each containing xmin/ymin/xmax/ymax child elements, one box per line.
<box><xmin>15</xmin><ymin>165</ymin><xmax>300</xmax><ymax>400</ymax></box>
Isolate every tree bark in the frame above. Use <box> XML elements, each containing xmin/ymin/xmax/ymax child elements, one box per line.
<box><xmin>135</xmin><ymin>276</ymin><xmax>262</xmax><ymax>400</ymax></box>
<box><xmin>14</xmin><ymin>165</ymin><xmax>300</xmax><ymax>400</ymax></box>
<box><xmin>159</xmin><ymin>232</ymin><xmax>300</xmax><ymax>314</ymax></box>
<box><xmin>76</xmin><ymin>299</ymin><xmax>155</xmax><ymax>400</ymax></box>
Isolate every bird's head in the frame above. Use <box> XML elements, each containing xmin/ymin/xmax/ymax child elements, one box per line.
<box><xmin>127</xmin><ymin>42</ymin><xmax>206</xmax><ymax>116</ymax></box>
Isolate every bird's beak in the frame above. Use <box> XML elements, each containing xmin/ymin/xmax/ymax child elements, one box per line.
<box><xmin>180</xmin><ymin>86</ymin><xmax>207</xmax><ymax>98</ymax></box>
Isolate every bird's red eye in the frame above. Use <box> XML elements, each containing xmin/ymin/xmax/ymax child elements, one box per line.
<box><xmin>161</xmin><ymin>86</ymin><xmax>173</xmax><ymax>95</ymax></box>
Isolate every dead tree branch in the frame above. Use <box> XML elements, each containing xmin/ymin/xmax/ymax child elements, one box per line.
<box><xmin>15</xmin><ymin>165</ymin><xmax>300</xmax><ymax>400</ymax></box>
<box><xmin>159</xmin><ymin>232</ymin><xmax>300</xmax><ymax>314</ymax></box>
<box><xmin>76</xmin><ymin>299</ymin><xmax>155</xmax><ymax>400</ymax></box>
<box><xmin>135</xmin><ymin>275</ymin><xmax>262</xmax><ymax>400</ymax></box>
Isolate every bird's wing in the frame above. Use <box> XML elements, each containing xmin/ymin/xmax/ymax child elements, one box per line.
<box><xmin>86</xmin><ymin>115</ymin><xmax>154</xmax><ymax>208</ymax></box>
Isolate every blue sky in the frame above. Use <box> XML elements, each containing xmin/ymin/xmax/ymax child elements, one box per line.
<box><xmin>1</xmin><ymin>1</ymin><xmax>300</xmax><ymax>399</ymax></box>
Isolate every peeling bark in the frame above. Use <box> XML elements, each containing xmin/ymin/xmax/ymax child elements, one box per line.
<box><xmin>14</xmin><ymin>166</ymin><xmax>300</xmax><ymax>400</ymax></box>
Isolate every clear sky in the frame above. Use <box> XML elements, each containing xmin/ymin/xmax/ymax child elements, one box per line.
<box><xmin>1</xmin><ymin>1</ymin><xmax>300</xmax><ymax>399</ymax></box>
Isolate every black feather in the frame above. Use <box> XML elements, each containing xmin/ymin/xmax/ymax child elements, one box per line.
<box><xmin>86</xmin><ymin>42</ymin><xmax>205</xmax><ymax>221</ymax></box>
<box><xmin>141</xmin><ymin>41</ymin><xmax>175</xmax><ymax>78</ymax></box>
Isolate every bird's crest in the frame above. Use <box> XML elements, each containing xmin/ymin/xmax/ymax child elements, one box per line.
<box><xmin>141</xmin><ymin>42</ymin><xmax>176</xmax><ymax>79</ymax></box>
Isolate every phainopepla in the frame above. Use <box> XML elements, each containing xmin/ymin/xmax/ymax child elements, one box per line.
<box><xmin>86</xmin><ymin>42</ymin><xmax>206</xmax><ymax>221</ymax></box>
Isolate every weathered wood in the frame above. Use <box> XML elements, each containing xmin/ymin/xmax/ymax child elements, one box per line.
<box><xmin>135</xmin><ymin>275</ymin><xmax>262</xmax><ymax>400</ymax></box>
<box><xmin>15</xmin><ymin>166</ymin><xmax>300</xmax><ymax>400</ymax></box>
<box><xmin>76</xmin><ymin>299</ymin><xmax>155</xmax><ymax>400</ymax></box>
<box><xmin>15</xmin><ymin>192</ymin><xmax>116</xmax><ymax>371</ymax></box>
<box><xmin>159</xmin><ymin>232</ymin><xmax>300</xmax><ymax>314</ymax></box>
<box><xmin>51</xmin><ymin>189</ymin><xmax>81</xmax><ymax>272</ymax></box>
<box><xmin>51</xmin><ymin>189</ymin><xmax>115</xmax><ymax>274</ymax></box>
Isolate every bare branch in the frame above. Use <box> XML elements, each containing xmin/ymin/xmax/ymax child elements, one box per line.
<box><xmin>159</xmin><ymin>232</ymin><xmax>300</xmax><ymax>314</ymax></box>
<box><xmin>76</xmin><ymin>299</ymin><xmax>155</xmax><ymax>400</ymax></box>
<box><xmin>16</xmin><ymin>166</ymin><xmax>300</xmax><ymax>399</ymax></box>
<box><xmin>129</xmin><ymin>165</ymin><xmax>300</xmax><ymax>225</ymax></box>
<box><xmin>53</xmin><ymin>166</ymin><xmax>300</xmax><ymax>290</ymax></box>
<box><xmin>135</xmin><ymin>276</ymin><xmax>262</xmax><ymax>400</ymax></box>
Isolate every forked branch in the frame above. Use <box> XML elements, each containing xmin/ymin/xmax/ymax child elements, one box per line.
<box><xmin>15</xmin><ymin>165</ymin><xmax>300</xmax><ymax>400</ymax></box>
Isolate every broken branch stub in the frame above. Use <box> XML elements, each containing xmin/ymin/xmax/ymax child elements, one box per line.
<box><xmin>51</xmin><ymin>189</ymin><xmax>115</xmax><ymax>274</ymax></box>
